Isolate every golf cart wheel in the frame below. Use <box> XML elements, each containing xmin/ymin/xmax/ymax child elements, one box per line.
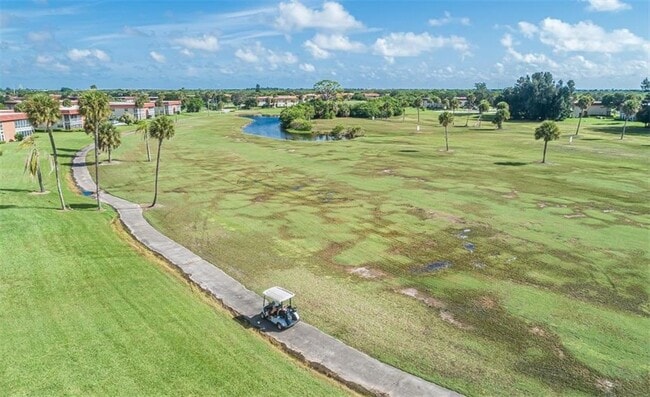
<box><xmin>276</xmin><ymin>323</ymin><xmax>283</xmax><ymax>330</ymax></box>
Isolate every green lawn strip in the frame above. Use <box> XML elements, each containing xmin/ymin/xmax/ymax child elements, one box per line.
<box><xmin>0</xmin><ymin>133</ymin><xmax>350</xmax><ymax>396</ymax></box>
<box><xmin>96</xmin><ymin>110</ymin><xmax>649</xmax><ymax>395</ymax></box>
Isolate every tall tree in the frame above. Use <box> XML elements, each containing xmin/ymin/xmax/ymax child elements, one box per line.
<box><xmin>313</xmin><ymin>80</ymin><xmax>341</xmax><ymax>101</ymax></box>
<box><xmin>136</xmin><ymin>120</ymin><xmax>151</xmax><ymax>161</ymax></box>
<box><xmin>19</xmin><ymin>136</ymin><xmax>45</xmax><ymax>193</ymax></box>
<box><xmin>492</xmin><ymin>102</ymin><xmax>510</xmax><ymax>129</ymax></box>
<box><xmin>414</xmin><ymin>96</ymin><xmax>423</xmax><ymax>125</ymax></box>
<box><xmin>149</xmin><ymin>115</ymin><xmax>175</xmax><ymax>207</ymax></box>
<box><xmin>97</xmin><ymin>122</ymin><xmax>121</xmax><ymax>163</ymax></box>
<box><xmin>534</xmin><ymin>121</ymin><xmax>561</xmax><ymax>163</ymax></box>
<box><xmin>450</xmin><ymin>98</ymin><xmax>460</xmax><ymax>124</ymax></box>
<box><xmin>438</xmin><ymin>111</ymin><xmax>454</xmax><ymax>152</ymax></box>
<box><xmin>464</xmin><ymin>93</ymin><xmax>476</xmax><ymax>126</ymax></box>
<box><xmin>641</xmin><ymin>77</ymin><xmax>650</xmax><ymax>92</ymax></box>
<box><xmin>476</xmin><ymin>100</ymin><xmax>490</xmax><ymax>127</ymax></box>
<box><xmin>499</xmin><ymin>72</ymin><xmax>574</xmax><ymax>120</ymax></box>
<box><xmin>79</xmin><ymin>90</ymin><xmax>111</xmax><ymax>210</ymax></box>
<box><xmin>574</xmin><ymin>94</ymin><xmax>594</xmax><ymax>136</ymax></box>
<box><xmin>473</xmin><ymin>82</ymin><xmax>492</xmax><ymax>105</ymax></box>
<box><xmin>23</xmin><ymin>93</ymin><xmax>66</xmax><ymax>209</ymax></box>
<box><xmin>135</xmin><ymin>93</ymin><xmax>149</xmax><ymax>121</ymax></box>
<box><xmin>620</xmin><ymin>99</ymin><xmax>641</xmax><ymax>140</ymax></box>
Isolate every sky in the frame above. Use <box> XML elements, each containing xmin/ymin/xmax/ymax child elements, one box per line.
<box><xmin>1</xmin><ymin>0</ymin><xmax>648</xmax><ymax>90</ymax></box>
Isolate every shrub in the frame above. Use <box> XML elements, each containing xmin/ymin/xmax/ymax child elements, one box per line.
<box><xmin>345</xmin><ymin>126</ymin><xmax>364</xmax><ymax>139</ymax></box>
<box><xmin>119</xmin><ymin>113</ymin><xmax>135</xmax><ymax>125</ymax></box>
<box><xmin>288</xmin><ymin>118</ymin><xmax>312</xmax><ymax>131</ymax></box>
<box><xmin>330</xmin><ymin>124</ymin><xmax>345</xmax><ymax>139</ymax></box>
<box><xmin>14</xmin><ymin>133</ymin><xmax>24</xmax><ymax>142</ymax></box>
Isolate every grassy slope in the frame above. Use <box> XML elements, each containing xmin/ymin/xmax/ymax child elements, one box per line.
<box><xmin>0</xmin><ymin>132</ymin><xmax>350</xmax><ymax>396</ymax></box>
<box><xmin>97</xmin><ymin>110</ymin><xmax>649</xmax><ymax>396</ymax></box>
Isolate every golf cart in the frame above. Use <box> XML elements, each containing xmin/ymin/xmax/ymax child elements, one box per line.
<box><xmin>260</xmin><ymin>286</ymin><xmax>300</xmax><ymax>330</ymax></box>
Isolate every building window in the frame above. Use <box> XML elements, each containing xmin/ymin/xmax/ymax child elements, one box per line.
<box><xmin>0</xmin><ymin>123</ymin><xmax>4</xmax><ymax>142</ymax></box>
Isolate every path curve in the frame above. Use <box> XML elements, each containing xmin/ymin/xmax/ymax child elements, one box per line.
<box><xmin>72</xmin><ymin>144</ymin><xmax>461</xmax><ymax>397</ymax></box>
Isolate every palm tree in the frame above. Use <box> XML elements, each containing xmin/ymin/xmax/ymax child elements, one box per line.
<box><xmin>620</xmin><ymin>99</ymin><xmax>641</xmax><ymax>140</ymax></box>
<box><xmin>135</xmin><ymin>93</ymin><xmax>148</xmax><ymax>121</ymax></box>
<box><xmin>97</xmin><ymin>122</ymin><xmax>121</xmax><ymax>163</ymax></box>
<box><xmin>464</xmin><ymin>93</ymin><xmax>476</xmax><ymax>126</ymax></box>
<box><xmin>450</xmin><ymin>98</ymin><xmax>460</xmax><ymax>125</ymax></box>
<box><xmin>574</xmin><ymin>94</ymin><xmax>594</xmax><ymax>136</ymax></box>
<box><xmin>149</xmin><ymin>115</ymin><xmax>175</xmax><ymax>207</ymax></box>
<box><xmin>534</xmin><ymin>121</ymin><xmax>561</xmax><ymax>163</ymax></box>
<box><xmin>476</xmin><ymin>100</ymin><xmax>490</xmax><ymax>127</ymax></box>
<box><xmin>23</xmin><ymin>93</ymin><xmax>66</xmax><ymax>209</ymax></box>
<box><xmin>19</xmin><ymin>136</ymin><xmax>45</xmax><ymax>193</ymax></box>
<box><xmin>414</xmin><ymin>96</ymin><xmax>423</xmax><ymax>125</ymax></box>
<box><xmin>438</xmin><ymin>111</ymin><xmax>454</xmax><ymax>152</ymax></box>
<box><xmin>493</xmin><ymin>102</ymin><xmax>510</xmax><ymax>129</ymax></box>
<box><xmin>136</xmin><ymin>120</ymin><xmax>151</xmax><ymax>161</ymax></box>
<box><xmin>79</xmin><ymin>90</ymin><xmax>111</xmax><ymax>210</ymax></box>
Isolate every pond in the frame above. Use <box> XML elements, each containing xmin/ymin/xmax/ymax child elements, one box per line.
<box><xmin>242</xmin><ymin>116</ymin><xmax>335</xmax><ymax>141</ymax></box>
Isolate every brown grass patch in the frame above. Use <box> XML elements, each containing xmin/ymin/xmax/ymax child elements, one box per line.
<box><xmin>348</xmin><ymin>266</ymin><xmax>386</xmax><ymax>279</ymax></box>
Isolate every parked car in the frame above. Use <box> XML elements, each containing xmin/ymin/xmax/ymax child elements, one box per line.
<box><xmin>260</xmin><ymin>286</ymin><xmax>300</xmax><ymax>330</ymax></box>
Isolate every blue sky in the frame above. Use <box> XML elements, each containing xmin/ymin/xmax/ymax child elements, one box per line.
<box><xmin>1</xmin><ymin>0</ymin><xmax>648</xmax><ymax>89</ymax></box>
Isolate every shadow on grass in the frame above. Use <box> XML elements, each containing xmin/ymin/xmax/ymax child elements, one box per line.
<box><xmin>0</xmin><ymin>188</ymin><xmax>32</xmax><ymax>193</ymax></box>
<box><xmin>590</xmin><ymin>125</ymin><xmax>650</xmax><ymax>136</ymax></box>
<box><xmin>398</xmin><ymin>149</ymin><xmax>419</xmax><ymax>153</ymax></box>
<box><xmin>577</xmin><ymin>138</ymin><xmax>603</xmax><ymax>141</ymax></box>
<box><xmin>494</xmin><ymin>161</ymin><xmax>528</xmax><ymax>166</ymax></box>
<box><xmin>68</xmin><ymin>203</ymin><xmax>100</xmax><ymax>210</ymax></box>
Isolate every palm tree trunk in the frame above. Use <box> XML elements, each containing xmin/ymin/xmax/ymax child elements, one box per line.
<box><xmin>36</xmin><ymin>164</ymin><xmax>45</xmax><ymax>193</ymax></box>
<box><xmin>620</xmin><ymin>118</ymin><xmax>628</xmax><ymax>140</ymax></box>
<box><xmin>151</xmin><ymin>139</ymin><xmax>163</xmax><ymax>207</ymax></box>
<box><xmin>94</xmin><ymin>124</ymin><xmax>101</xmax><ymax>210</ymax></box>
<box><xmin>47</xmin><ymin>126</ymin><xmax>66</xmax><ymax>210</ymax></box>
<box><xmin>417</xmin><ymin>107</ymin><xmax>420</xmax><ymax>125</ymax></box>
<box><xmin>444</xmin><ymin>127</ymin><xmax>449</xmax><ymax>151</ymax></box>
<box><xmin>465</xmin><ymin>114</ymin><xmax>470</xmax><ymax>127</ymax></box>
<box><xmin>542</xmin><ymin>140</ymin><xmax>548</xmax><ymax>163</ymax></box>
<box><xmin>145</xmin><ymin>136</ymin><xmax>151</xmax><ymax>162</ymax></box>
<box><xmin>575</xmin><ymin>113</ymin><xmax>583</xmax><ymax>136</ymax></box>
<box><xmin>108</xmin><ymin>148</ymin><xmax>112</xmax><ymax>163</ymax></box>
<box><xmin>477</xmin><ymin>114</ymin><xmax>482</xmax><ymax>127</ymax></box>
<box><xmin>402</xmin><ymin>108</ymin><xmax>405</xmax><ymax>122</ymax></box>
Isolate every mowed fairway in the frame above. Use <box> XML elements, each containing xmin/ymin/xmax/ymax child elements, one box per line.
<box><xmin>97</xmin><ymin>110</ymin><xmax>649</xmax><ymax>396</ymax></box>
<box><xmin>0</xmin><ymin>133</ymin><xmax>351</xmax><ymax>396</ymax></box>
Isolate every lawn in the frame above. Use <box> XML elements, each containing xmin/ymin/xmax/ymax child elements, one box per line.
<box><xmin>95</xmin><ymin>109</ymin><xmax>649</xmax><ymax>396</ymax></box>
<box><xmin>0</xmin><ymin>132</ymin><xmax>351</xmax><ymax>396</ymax></box>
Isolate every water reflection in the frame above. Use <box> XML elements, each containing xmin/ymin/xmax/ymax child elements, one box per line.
<box><xmin>242</xmin><ymin>116</ymin><xmax>335</xmax><ymax>141</ymax></box>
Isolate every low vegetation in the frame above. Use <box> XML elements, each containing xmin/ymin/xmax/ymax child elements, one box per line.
<box><xmin>95</xmin><ymin>110</ymin><xmax>649</xmax><ymax>396</ymax></box>
<box><xmin>0</xmin><ymin>132</ymin><xmax>350</xmax><ymax>396</ymax></box>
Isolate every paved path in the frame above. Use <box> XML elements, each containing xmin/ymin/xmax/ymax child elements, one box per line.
<box><xmin>72</xmin><ymin>145</ymin><xmax>461</xmax><ymax>397</ymax></box>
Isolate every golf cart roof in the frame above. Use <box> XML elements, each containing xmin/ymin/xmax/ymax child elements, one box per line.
<box><xmin>263</xmin><ymin>286</ymin><xmax>295</xmax><ymax>303</ymax></box>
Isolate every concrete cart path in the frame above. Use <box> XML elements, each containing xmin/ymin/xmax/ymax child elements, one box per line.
<box><xmin>72</xmin><ymin>145</ymin><xmax>461</xmax><ymax>397</ymax></box>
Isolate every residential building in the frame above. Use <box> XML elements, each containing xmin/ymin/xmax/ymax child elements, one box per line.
<box><xmin>572</xmin><ymin>101</ymin><xmax>610</xmax><ymax>118</ymax></box>
<box><xmin>58</xmin><ymin>106</ymin><xmax>84</xmax><ymax>130</ymax></box>
<box><xmin>0</xmin><ymin>111</ymin><xmax>34</xmax><ymax>142</ymax></box>
<box><xmin>158</xmin><ymin>100</ymin><xmax>181</xmax><ymax>115</ymax></box>
<box><xmin>109</xmin><ymin>101</ymin><xmax>156</xmax><ymax>120</ymax></box>
<box><xmin>255</xmin><ymin>95</ymin><xmax>299</xmax><ymax>107</ymax></box>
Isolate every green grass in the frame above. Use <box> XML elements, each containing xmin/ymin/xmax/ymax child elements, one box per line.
<box><xmin>95</xmin><ymin>110</ymin><xmax>649</xmax><ymax>396</ymax></box>
<box><xmin>0</xmin><ymin>132</ymin><xmax>351</xmax><ymax>396</ymax></box>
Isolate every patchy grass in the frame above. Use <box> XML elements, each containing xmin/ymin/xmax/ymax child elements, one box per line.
<box><xmin>0</xmin><ymin>132</ymin><xmax>351</xmax><ymax>396</ymax></box>
<box><xmin>96</xmin><ymin>110</ymin><xmax>649</xmax><ymax>396</ymax></box>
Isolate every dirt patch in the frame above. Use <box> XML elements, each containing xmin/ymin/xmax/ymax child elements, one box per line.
<box><xmin>399</xmin><ymin>288</ymin><xmax>446</xmax><ymax>309</ymax></box>
<box><xmin>98</xmin><ymin>160</ymin><xmax>122</xmax><ymax>166</ymax></box>
<box><xmin>595</xmin><ymin>378</ymin><xmax>616</xmax><ymax>394</ymax></box>
<box><xmin>29</xmin><ymin>190</ymin><xmax>51</xmax><ymax>195</ymax></box>
<box><xmin>440</xmin><ymin>311</ymin><xmax>473</xmax><ymax>330</ymax></box>
<box><xmin>564</xmin><ymin>213</ymin><xmax>586</xmax><ymax>219</ymax></box>
<box><xmin>529</xmin><ymin>326</ymin><xmax>547</xmax><ymax>337</ymax></box>
<box><xmin>537</xmin><ymin>202</ymin><xmax>547</xmax><ymax>208</ymax></box>
<box><xmin>348</xmin><ymin>266</ymin><xmax>385</xmax><ymax>279</ymax></box>
<box><xmin>65</xmin><ymin>173</ymin><xmax>81</xmax><ymax>195</ymax></box>
<box><xmin>426</xmin><ymin>210</ymin><xmax>464</xmax><ymax>224</ymax></box>
<box><xmin>478</xmin><ymin>296</ymin><xmax>496</xmax><ymax>310</ymax></box>
<box><xmin>502</xmin><ymin>190</ymin><xmax>519</xmax><ymax>199</ymax></box>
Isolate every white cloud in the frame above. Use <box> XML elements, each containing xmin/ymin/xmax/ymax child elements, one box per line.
<box><xmin>583</xmin><ymin>0</ymin><xmax>631</xmax><ymax>12</ymax></box>
<box><xmin>500</xmin><ymin>33</ymin><xmax>514</xmax><ymax>48</ymax></box>
<box><xmin>372</xmin><ymin>32</ymin><xmax>470</xmax><ymax>60</ymax></box>
<box><xmin>304</xmin><ymin>40</ymin><xmax>330</xmax><ymax>59</ymax></box>
<box><xmin>36</xmin><ymin>54</ymin><xmax>70</xmax><ymax>72</ymax></box>
<box><xmin>275</xmin><ymin>0</ymin><xmax>363</xmax><ymax>32</ymax></box>
<box><xmin>27</xmin><ymin>31</ymin><xmax>52</xmax><ymax>42</ymax></box>
<box><xmin>299</xmin><ymin>63</ymin><xmax>315</xmax><ymax>72</ymax></box>
<box><xmin>429</xmin><ymin>11</ymin><xmax>471</xmax><ymax>27</ymax></box>
<box><xmin>518</xmin><ymin>21</ymin><xmax>538</xmax><ymax>38</ymax></box>
<box><xmin>149</xmin><ymin>51</ymin><xmax>165</xmax><ymax>63</ymax></box>
<box><xmin>311</xmin><ymin>33</ymin><xmax>364</xmax><ymax>52</ymax></box>
<box><xmin>235</xmin><ymin>48</ymin><xmax>259</xmax><ymax>62</ymax></box>
<box><xmin>500</xmin><ymin>33</ymin><xmax>557</xmax><ymax>68</ymax></box>
<box><xmin>303</xmin><ymin>33</ymin><xmax>364</xmax><ymax>59</ymax></box>
<box><xmin>234</xmin><ymin>42</ymin><xmax>298</xmax><ymax>68</ymax></box>
<box><xmin>67</xmin><ymin>48</ymin><xmax>110</xmax><ymax>62</ymax></box>
<box><xmin>180</xmin><ymin>48</ymin><xmax>194</xmax><ymax>57</ymax></box>
<box><xmin>174</xmin><ymin>34</ymin><xmax>219</xmax><ymax>52</ymax></box>
<box><xmin>537</xmin><ymin>18</ymin><xmax>650</xmax><ymax>53</ymax></box>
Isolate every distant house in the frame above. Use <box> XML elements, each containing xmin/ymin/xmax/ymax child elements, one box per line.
<box><xmin>156</xmin><ymin>100</ymin><xmax>181</xmax><ymax>115</ymax></box>
<box><xmin>422</xmin><ymin>97</ymin><xmax>443</xmax><ymax>109</ymax></box>
<box><xmin>0</xmin><ymin>111</ymin><xmax>34</xmax><ymax>142</ymax></box>
<box><xmin>454</xmin><ymin>96</ymin><xmax>468</xmax><ymax>107</ymax></box>
<box><xmin>572</xmin><ymin>101</ymin><xmax>610</xmax><ymax>118</ymax></box>
<box><xmin>256</xmin><ymin>95</ymin><xmax>298</xmax><ymax>107</ymax></box>
<box><xmin>109</xmin><ymin>101</ymin><xmax>156</xmax><ymax>120</ymax></box>
<box><xmin>57</xmin><ymin>106</ymin><xmax>84</xmax><ymax>130</ymax></box>
<box><xmin>364</xmin><ymin>93</ymin><xmax>381</xmax><ymax>100</ymax></box>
